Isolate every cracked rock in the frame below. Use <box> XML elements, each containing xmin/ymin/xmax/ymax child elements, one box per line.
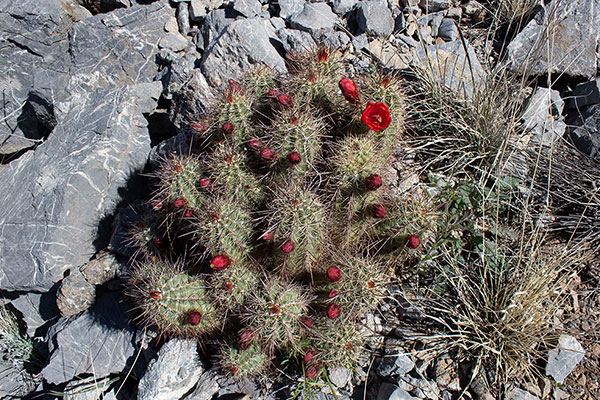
<box><xmin>546</xmin><ymin>334</ymin><xmax>585</xmax><ymax>384</ymax></box>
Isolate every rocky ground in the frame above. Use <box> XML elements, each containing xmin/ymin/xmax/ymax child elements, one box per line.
<box><xmin>0</xmin><ymin>0</ymin><xmax>598</xmax><ymax>399</ymax></box>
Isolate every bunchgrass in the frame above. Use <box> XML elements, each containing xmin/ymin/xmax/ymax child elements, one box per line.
<box><xmin>0</xmin><ymin>303</ymin><xmax>35</xmax><ymax>364</ymax></box>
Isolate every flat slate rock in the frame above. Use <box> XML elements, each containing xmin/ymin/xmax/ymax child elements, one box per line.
<box><xmin>355</xmin><ymin>0</ymin><xmax>395</xmax><ymax>37</ymax></box>
<box><xmin>0</xmin><ymin>82</ymin><xmax>161</xmax><ymax>291</ymax></box>
<box><xmin>288</xmin><ymin>2</ymin><xmax>338</xmax><ymax>35</ymax></box>
<box><xmin>42</xmin><ymin>291</ymin><xmax>136</xmax><ymax>385</ymax></box>
<box><xmin>546</xmin><ymin>334</ymin><xmax>585</xmax><ymax>384</ymax></box>
<box><xmin>505</xmin><ymin>0</ymin><xmax>600</xmax><ymax>79</ymax></box>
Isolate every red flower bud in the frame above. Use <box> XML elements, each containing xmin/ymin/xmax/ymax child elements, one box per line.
<box><xmin>173</xmin><ymin>165</ymin><xmax>183</xmax><ymax>173</ymax></box>
<box><xmin>261</xmin><ymin>231</ymin><xmax>274</xmax><ymax>241</ymax></box>
<box><xmin>150</xmin><ymin>290</ymin><xmax>161</xmax><ymax>299</ymax></box>
<box><xmin>183</xmin><ymin>209</ymin><xmax>194</xmax><ymax>218</ymax></box>
<box><xmin>191</xmin><ymin>122</ymin><xmax>206</xmax><ymax>132</ymax></box>
<box><xmin>210</xmin><ymin>255</ymin><xmax>231</xmax><ymax>271</ymax></box>
<box><xmin>153</xmin><ymin>237</ymin><xmax>162</xmax><ymax>246</ymax></box>
<box><xmin>224</xmin><ymin>281</ymin><xmax>234</xmax><ymax>291</ymax></box>
<box><xmin>260</xmin><ymin>147</ymin><xmax>276</xmax><ymax>161</ymax></box>
<box><xmin>305</xmin><ymin>364</ymin><xmax>321</xmax><ymax>379</ymax></box>
<box><xmin>328</xmin><ymin>289</ymin><xmax>339</xmax><ymax>299</ymax></box>
<box><xmin>367</xmin><ymin>280</ymin><xmax>375</xmax><ymax>288</ymax></box>
<box><xmin>327</xmin><ymin>303</ymin><xmax>341</xmax><ymax>319</ymax></box>
<box><xmin>248</xmin><ymin>138</ymin><xmax>263</xmax><ymax>150</ymax></box>
<box><xmin>300</xmin><ymin>316</ymin><xmax>312</xmax><ymax>328</ymax></box>
<box><xmin>281</xmin><ymin>239</ymin><xmax>295</xmax><ymax>253</ymax></box>
<box><xmin>406</xmin><ymin>235</ymin><xmax>421</xmax><ymax>249</ymax></box>
<box><xmin>187</xmin><ymin>310</ymin><xmax>202</xmax><ymax>325</ymax></box>
<box><xmin>221</xmin><ymin>122</ymin><xmax>234</xmax><ymax>134</ymax></box>
<box><xmin>267</xmin><ymin>88</ymin><xmax>279</xmax><ymax>98</ymax></box>
<box><xmin>287</xmin><ymin>151</ymin><xmax>301</xmax><ymax>164</ymax></box>
<box><xmin>277</xmin><ymin>93</ymin><xmax>292</xmax><ymax>106</ymax></box>
<box><xmin>365</xmin><ymin>174</ymin><xmax>382</xmax><ymax>190</ymax></box>
<box><xmin>198</xmin><ymin>178</ymin><xmax>211</xmax><ymax>187</ymax></box>
<box><xmin>327</xmin><ymin>266</ymin><xmax>342</xmax><ymax>282</ymax></box>
<box><xmin>228</xmin><ymin>79</ymin><xmax>242</xmax><ymax>93</ymax></box>
<box><xmin>304</xmin><ymin>350</ymin><xmax>317</xmax><ymax>363</ymax></box>
<box><xmin>361</xmin><ymin>102</ymin><xmax>392</xmax><ymax>132</ymax></box>
<box><xmin>173</xmin><ymin>197</ymin><xmax>186</xmax><ymax>208</ymax></box>
<box><xmin>317</xmin><ymin>48</ymin><xmax>329</xmax><ymax>62</ymax></box>
<box><xmin>239</xmin><ymin>329</ymin><xmax>254</xmax><ymax>349</ymax></box>
<box><xmin>339</xmin><ymin>78</ymin><xmax>359</xmax><ymax>102</ymax></box>
<box><xmin>372</xmin><ymin>204</ymin><xmax>387</xmax><ymax>218</ymax></box>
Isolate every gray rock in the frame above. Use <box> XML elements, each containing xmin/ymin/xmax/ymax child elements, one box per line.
<box><xmin>505</xmin><ymin>0</ymin><xmax>600</xmax><ymax>79</ymax></box>
<box><xmin>355</xmin><ymin>1</ymin><xmax>395</xmax><ymax>36</ymax></box>
<box><xmin>522</xmin><ymin>87</ymin><xmax>566</xmax><ymax>145</ymax></box>
<box><xmin>177</xmin><ymin>1</ymin><xmax>191</xmax><ymax>35</ymax></box>
<box><xmin>10</xmin><ymin>292</ymin><xmax>57</xmax><ymax>336</ymax></box>
<box><xmin>190</xmin><ymin>0</ymin><xmax>207</xmax><ymax>21</ymax></box>
<box><xmin>332</xmin><ymin>0</ymin><xmax>358</xmax><ymax>15</ymax></box>
<box><xmin>184</xmin><ymin>370</ymin><xmax>220</xmax><ymax>400</ymax></box>
<box><xmin>201</xmin><ymin>9</ymin><xmax>237</xmax><ymax>49</ymax></box>
<box><xmin>329</xmin><ymin>366</ymin><xmax>351</xmax><ymax>388</ymax></box>
<box><xmin>0</xmin><ymin>358</ymin><xmax>37</xmax><ymax>398</ymax></box>
<box><xmin>0</xmin><ymin>0</ymin><xmax>89</xmax><ymax>155</ymax></box>
<box><xmin>437</xmin><ymin>18</ymin><xmax>457</xmax><ymax>41</ymax></box>
<box><xmin>138</xmin><ymin>338</ymin><xmax>203</xmax><ymax>400</ymax></box>
<box><xmin>232</xmin><ymin>0</ymin><xmax>262</xmax><ymax>18</ymax></box>
<box><xmin>414</xmin><ymin>39</ymin><xmax>486</xmax><ymax>99</ymax></box>
<box><xmin>42</xmin><ymin>291</ymin><xmax>136</xmax><ymax>385</ymax></box>
<box><xmin>377</xmin><ymin>383</ymin><xmax>419</xmax><ymax>400</ymax></box>
<box><xmin>419</xmin><ymin>0</ymin><xmax>450</xmax><ymax>12</ymax></box>
<box><xmin>81</xmin><ymin>251</ymin><xmax>120</xmax><ymax>285</ymax></box>
<box><xmin>201</xmin><ymin>18</ymin><xmax>286</xmax><ymax>88</ymax></box>
<box><xmin>546</xmin><ymin>334</ymin><xmax>585</xmax><ymax>384</ymax></box>
<box><xmin>169</xmin><ymin>67</ymin><xmax>216</xmax><ymax>128</ymax></box>
<box><xmin>56</xmin><ymin>269</ymin><xmax>96</xmax><ymax>317</ymax></box>
<box><xmin>278</xmin><ymin>0</ymin><xmax>305</xmax><ymax>20</ymax></box>
<box><xmin>63</xmin><ymin>375</ymin><xmax>114</xmax><ymax>400</ymax></box>
<box><xmin>505</xmin><ymin>387</ymin><xmax>540</xmax><ymax>400</ymax></box>
<box><xmin>376</xmin><ymin>354</ymin><xmax>415</xmax><ymax>377</ymax></box>
<box><xmin>567</xmin><ymin>103</ymin><xmax>600</xmax><ymax>160</ymax></box>
<box><xmin>569</xmin><ymin>78</ymin><xmax>600</xmax><ymax>109</ymax></box>
<box><xmin>0</xmin><ymin>82</ymin><xmax>161</xmax><ymax>291</ymax></box>
<box><xmin>159</xmin><ymin>32</ymin><xmax>189</xmax><ymax>52</ymax></box>
<box><xmin>276</xmin><ymin>28</ymin><xmax>317</xmax><ymax>55</ymax></box>
<box><xmin>288</xmin><ymin>3</ymin><xmax>338</xmax><ymax>36</ymax></box>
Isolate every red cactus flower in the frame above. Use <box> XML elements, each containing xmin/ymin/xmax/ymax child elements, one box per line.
<box><xmin>210</xmin><ymin>254</ymin><xmax>231</xmax><ymax>271</ymax></box>
<box><xmin>239</xmin><ymin>329</ymin><xmax>254</xmax><ymax>349</ymax></box>
<box><xmin>406</xmin><ymin>235</ymin><xmax>421</xmax><ymax>249</ymax></box>
<box><xmin>187</xmin><ymin>310</ymin><xmax>202</xmax><ymax>325</ymax></box>
<box><xmin>173</xmin><ymin>197</ymin><xmax>186</xmax><ymax>208</ymax></box>
<box><xmin>305</xmin><ymin>364</ymin><xmax>321</xmax><ymax>379</ymax></box>
<box><xmin>304</xmin><ymin>350</ymin><xmax>317</xmax><ymax>363</ymax></box>
<box><xmin>339</xmin><ymin>78</ymin><xmax>359</xmax><ymax>102</ymax></box>
<box><xmin>287</xmin><ymin>151</ymin><xmax>301</xmax><ymax>164</ymax></box>
<box><xmin>277</xmin><ymin>93</ymin><xmax>292</xmax><ymax>106</ymax></box>
<box><xmin>221</xmin><ymin>122</ymin><xmax>234</xmax><ymax>134</ymax></box>
<box><xmin>317</xmin><ymin>48</ymin><xmax>329</xmax><ymax>62</ymax></box>
<box><xmin>300</xmin><ymin>316</ymin><xmax>312</xmax><ymax>328</ymax></box>
<box><xmin>327</xmin><ymin>266</ymin><xmax>342</xmax><ymax>282</ymax></box>
<box><xmin>183</xmin><ymin>209</ymin><xmax>194</xmax><ymax>218</ymax></box>
<box><xmin>150</xmin><ymin>290</ymin><xmax>161</xmax><ymax>299</ymax></box>
<box><xmin>281</xmin><ymin>239</ymin><xmax>295</xmax><ymax>253</ymax></box>
<box><xmin>198</xmin><ymin>178</ymin><xmax>211</xmax><ymax>187</ymax></box>
<box><xmin>365</xmin><ymin>174</ymin><xmax>382</xmax><ymax>190</ymax></box>
<box><xmin>260</xmin><ymin>147</ymin><xmax>276</xmax><ymax>161</ymax></box>
<box><xmin>372</xmin><ymin>204</ymin><xmax>387</xmax><ymax>218</ymax></box>
<box><xmin>261</xmin><ymin>231</ymin><xmax>274</xmax><ymax>241</ymax></box>
<box><xmin>327</xmin><ymin>303</ymin><xmax>341</xmax><ymax>319</ymax></box>
<box><xmin>361</xmin><ymin>102</ymin><xmax>391</xmax><ymax>132</ymax></box>
<box><xmin>328</xmin><ymin>289</ymin><xmax>339</xmax><ymax>299</ymax></box>
<box><xmin>248</xmin><ymin>138</ymin><xmax>263</xmax><ymax>150</ymax></box>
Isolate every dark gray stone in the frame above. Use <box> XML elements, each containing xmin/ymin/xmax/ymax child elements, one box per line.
<box><xmin>232</xmin><ymin>0</ymin><xmax>262</xmax><ymax>18</ymax></box>
<box><xmin>505</xmin><ymin>0</ymin><xmax>600</xmax><ymax>79</ymax></box>
<box><xmin>546</xmin><ymin>335</ymin><xmax>585</xmax><ymax>384</ymax></box>
<box><xmin>201</xmin><ymin>18</ymin><xmax>286</xmax><ymax>88</ymax></box>
<box><xmin>332</xmin><ymin>0</ymin><xmax>358</xmax><ymax>15</ymax></box>
<box><xmin>67</xmin><ymin>1</ymin><xmax>173</xmax><ymax>93</ymax></box>
<box><xmin>376</xmin><ymin>354</ymin><xmax>415</xmax><ymax>377</ymax></box>
<box><xmin>419</xmin><ymin>0</ymin><xmax>450</xmax><ymax>12</ymax></box>
<box><xmin>414</xmin><ymin>39</ymin><xmax>486</xmax><ymax>98</ymax></box>
<box><xmin>377</xmin><ymin>383</ymin><xmax>419</xmax><ymax>400</ymax></box>
<box><xmin>278</xmin><ymin>0</ymin><xmax>304</xmax><ymax>20</ymax></box>
<box><xmin>437</xmin><ymin>18</ymin><xmax>458</xmax><ymax>41</ymax></box>
<box><xmin>355</xmin><ymin>1</ymin><xmax>394</xmax><ymax>37</ymax></box>
<box><xmin>78</xmin><ymin>0</ymin><xmax>132</xmax><ymax>14</ymax></box>
<box><xmin>276</xmin><ymin>28</ymin><xmax>317</xmax><ymax>55</ymax></box>
<box><xmin>41</xmin><ymin>291</ymin><xmax>136</xmax><ymax>385</ymax></box>
<box><xmin>158</xmin><ymin>32</ymin><xmax>189</xmax><ymax>51</ymax></box>
<box><xmin>0</xmin><ymin>82</ymin><xmax>161</xmax><ymax>291</ymax></box>
<box><xmin>177</xmin><ymin>1</ymin><xmax>191</xmax><ymax>35</ymax></box>
<box><xmin>568</xmin><ymin>78</ymin><xmax>600</xmax><ymax>109</ymax></box>
<box><xmin>567</xmin><ymin>103</ymin><xmax>600</xmax><ymax>160</ymax></box>
<box><xmin>138</xmin><ymin>338</ymin><xmax>204</xmax><ymax>400</ymax></box>
<box><xmin>0</xmin><ymin>0</ymin><xmax>89</xmax><ymax>155</ymax></box>
<box><xmin>10</xmin><ymin>292</ymin><xmax>57</xmax><ymax>336</ymax></box>
<box><xmin>201</xmin><ymin>9</ymin><xmax>237</xmax><ymax>49</ymax></box>
<box><xmin>0</xmin><ymin>358</ymin><xmax>37</xmax><ymax>398</ymax></box>
<box><xmin>56</xmin><ymin>269</ymin><xmax>96</xmax><ymax>317</ymax></box>
<box><xmin>169</xmin><ymin>68</ymin><xmax>216</xmax><ymax>128</ymax></box>
<box><xmin>184</xmin><ymin>370</ymin><xmax>220</xmax><ymax>400</ymax></box>
<box><xmin>522</xmin><ymin>87</ymin><xmax>566</xmax><ymax>145</ymax></box>
<box><xmin>288</xmin><ymin>3</ymin><xmax>338</xmax><ymax>36</ymax></box>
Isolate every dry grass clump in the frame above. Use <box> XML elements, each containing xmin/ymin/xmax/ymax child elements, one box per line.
<box><xmin>0</xmin><ymin>303</ymin><xmax>35</xmax><ymax>364</ymax></box>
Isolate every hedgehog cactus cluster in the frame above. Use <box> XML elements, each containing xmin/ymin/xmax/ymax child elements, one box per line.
<box><xmin>126</xmin><ymin>49</ymin><xmax>422</xmax><ymax>380</ymax></box>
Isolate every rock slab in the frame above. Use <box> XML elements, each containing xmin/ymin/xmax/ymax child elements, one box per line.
<box><xmin>546</xmin><ymin>334</ymin><xmax>585</xmax><ymax>384</ymax></box>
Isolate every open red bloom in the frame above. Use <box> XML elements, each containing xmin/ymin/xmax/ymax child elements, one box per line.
<box><xmin>406</xmin><ymin>235</ymin><xmax>421</xmax><ymax>249</ymax></box>
<box><xmin>361</xmin><ymin>102</ymin><xmax>391</xmax><ymax>132</ymax></box>
<box><xmin>339</xmin><ymin>78</ymin><xmax>359</xmax><ymax>102</ymax></box>
<box><xmin>327</xmin><ymin>303</ymin><xmax>341</xmax><ymax>319</ymax></box>
<box><xmin>210</xmin><ymin>255</ymin><xmax>231</xmax><ymax>271</ymax></box>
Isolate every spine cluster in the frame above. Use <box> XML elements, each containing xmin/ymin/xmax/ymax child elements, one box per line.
<box><xmin>126</xmin><ymin>49</ymin><xmax>423</xmax><ymax>380</ymax></box>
